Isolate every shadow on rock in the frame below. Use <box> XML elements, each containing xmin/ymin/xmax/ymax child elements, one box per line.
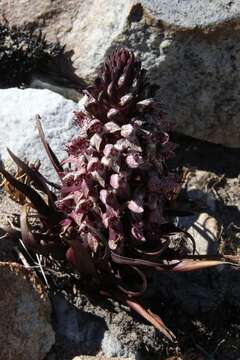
<box><xmin>171</xmin><ymin>132</ymin><xmax>240</xmax><ymax>178</ymax></box>
<box><xmin>39</xmin><ymin>49</ymin><xmax>86</xmax><ymax>91</ymax></box>
<box><xmin>49</xmin><ymin>294</ymin><xmax>107</xmax><ymax>360</ymax></box>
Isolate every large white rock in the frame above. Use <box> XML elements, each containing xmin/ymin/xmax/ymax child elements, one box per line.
<box><xmin>0</xmin><ymin>88</ymin><xmax>80</xmax><ymax>177</ymax></box>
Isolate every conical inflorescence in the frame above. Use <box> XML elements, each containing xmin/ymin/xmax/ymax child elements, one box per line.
<box><xmin>2</xmin><ymin>48</ymin><xmax>234</xmax><ymax>340</ymax></box>
<box><xmin>54</xmin><ymin>49</ymin><xmax>185</xmax><ymax>288</ymax></box>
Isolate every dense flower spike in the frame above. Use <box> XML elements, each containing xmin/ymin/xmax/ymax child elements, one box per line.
<box><xmin>59</xmin><ymin>49</ymin><xmax>183</xmax><ymax>255</ymax></box>
<box><xmin>1</xmin><ymin>48</ymin><xmax>236</xmax><ymax>341</ymax></box>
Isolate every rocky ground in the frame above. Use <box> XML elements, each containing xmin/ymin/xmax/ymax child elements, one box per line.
<box><xmin>0</xmin><ymin>133</ymin><xmax>239</xmax><ymax>360</ymax></box>
<box><xmin>1</xmin><ymin>1</ymin><xmax>240</xmax><ymax>358</ymax></box>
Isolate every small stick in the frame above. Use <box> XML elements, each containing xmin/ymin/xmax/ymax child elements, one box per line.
<box><xmin>36</xmin><ymin>254</ymin><xmax>50</xmax><ymax>289</ymax></box>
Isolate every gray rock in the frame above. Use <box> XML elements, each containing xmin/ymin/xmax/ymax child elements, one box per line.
<box><xmin>152</xmin><ymin>267</ymin><xmax>229</xmax><ymax>315</ymax></box>
<box><xmin>52</xmin><ymin>294</ymin><xmax>106</xmax><ymax>355</ymax></box>
<box><xmin>72</xmin><ymin>356</ymin><xmax>133</xmax><ymax>360</ymax></box>
<box><xmin>152</xmin><ymin>212</ymin><xmax>239</xmax><ymax>315</ymax></box>
<box><xmin>177</xmin><ymin>212</ymin><xmax>220</xmax><ymax>255</ymax></box>
<box><xmin>0</xmin><ymin>88</ymin><xmax>80</xmax><ymax>177</ymax></box>
<box><xmin>141</xmin><ymin>0</ymin><xmax>240</xmax><ymax>29</ymax></box>
<box><xmin>51</xmin><ymin>292</ymin><xmax>166</xmax><ymax>359</ymax></box>
<box><xmin>0</xmin><ymin>262</ymin><xmax>55</xmax><ymax>360</ymax></box>
<box><xmin>30</xmin><ymin>75</ymin><xmax>82</xmax><ymax>102</ymax></box>
<box><xmin>183</xmin><ymin>169</ymin><xmax>219</xmax><ymax>214</ymax></box>
<box><xmin>2</xmin><ymin>0</ymin><xmax>240</xmax><ymax>146</ymax></box>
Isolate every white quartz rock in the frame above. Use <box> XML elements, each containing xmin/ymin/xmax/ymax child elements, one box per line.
<box><xmin>0</xmin><ymin>88</ymin><xmax>81</xmax><ymax>177</ymax></box>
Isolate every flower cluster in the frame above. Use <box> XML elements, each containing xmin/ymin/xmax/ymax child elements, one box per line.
<box><xmin>59</xmin><ymin>48</ymin><xmax>180</xmax><ymax>260</ymax></box>
<box><xmin>1</xmin><ymin>49</ymin><xmax>229</xmax><ymax>341</ymax></box>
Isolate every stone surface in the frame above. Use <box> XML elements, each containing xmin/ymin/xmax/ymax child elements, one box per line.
<box><xmin>52</xmin><ymin>294</ymin><xmax>106</xmax><ymax>356</ymax></box>
<box><xmin>2</xmin><ymin>1</ymin><xmax>240</xmax><ymax>146</ymax></box>
<box><xmin>152</xmin><ymin>259</ymin><xmax>237</xmax><ymax>315</ymax></box>
<box><xmin>177</xmin><ymin>212</ymin><xmax>220</xmax><ymax>255</ymax></box>
<box><xmin>50</xmin><ymin>293</ymin><xmax>166</xmax><ymax>359</ymax></box>
<box><xmin>72</xmin><ymin>356</ymin><xmax>133</xmax><ymax>360</ymax></box>
<box><xmin>0</xmin><ymin>261</ymin><xmax>55</xmax><ymax>359</ymax></box>
<box><xmin>30</xmin><ymin>75</ymin><xmax>82</xmax><ymax>102</ymax></box>
<box><xmin>0</xmin><ymin>226</ymin><xmax>18</xmax><ymax>262</ymax></box>
<box><xmin>141</xmin><ymin>0</ymin><xmax>240</xmax><ymax>29</ymax></box>
<box><xmin>0</xmin><ymin>88</ymin><xmax>80</xmax><ymax>177</ymax></box>
<box><xmin>184</xmin><ymin>170</ymin><xmax>218</xmax><ymax>212</ymax></box>
<box><xmin>152</xmin><ymin>210</ymin><xmax>240</xmax><ymax>315</ymax></box>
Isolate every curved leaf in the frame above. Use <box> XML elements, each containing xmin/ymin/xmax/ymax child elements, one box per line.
<box><xmin>0</xmin><ymin>165</ymin><xmax>54</xmax><ymax>219</ymax></box>
<box><xmin>36</xmin><ymin>116</ymin><xmax>63</xmax><ymax>175</ymax></box>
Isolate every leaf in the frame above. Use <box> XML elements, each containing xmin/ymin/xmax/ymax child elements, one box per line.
<box><xmin>87</xmin><ymin>157</ymin><xmax>103</xmax><ymax>172</ymax></box>
<box><xmin>20</xmin><ymin>205</ymin><xmax>38</xmax><ymax>248</ymax></box>
<box><xmin>93</xmin><ymin>171</ymin><xmax>105</xmax><ymax>187</ymax></box>
<box><xmin>111</xmin><ymin>251</ymin><xmax>235</xmax><ymax>275</ymax></box>
<box><xmin>100</xmin><ymin>289</ymin><xmax>175</xmax><ymax>342</ymax></box>
<box><xmin>156</xmin><ymin>260</ymin><xmax>228</xmax><ymax>272</ymax></box>
<box><xmin>115</xmin><ymin>265</ymin><xmax>147</xmax><ymax>297</ymax></box>
<box><xmin>128</xmin><ymin>200</ymin><xmax>144</xmax><ymax>213</ymax></box>
<box><xmin>81</xmin><ymin>179</ymin><xmax>90</xmax><ymax>198</ymax></box>
<box><xmin>131</xmin><ymin>222</ymin><xmax>146</xmax><ymax>242</ymax></box>
<box><xmin>90</xmin><ymin>133</ymin><xmax>102</xmax><ymax>152</ymax></box>
<box><xmin>104</xmin><ymin>121</ymin><xmax>120</xmax><ymax>133</ymax></box>
<box><xmin>103</xmin><ymin>144</ymin><xmax>115</xmax><ymax>157</ymax></box>
<box><xmin>75</xmin><ymin>199</ymin><xmax>93</xmax><ymax>213</ymax></box>
<box><xmin>126</xmin><ymin>300</ymin><xmax>176</xmax><ymax>341</ymax></box>
<box><xmin>0</xmin><ymin>165</ymin><xmax>55</xmax><ymax>220</ymax></box>
<box><xmin>66</xmin><ymin>240</ymin><xmax>97</xmax><ymax>277</ymax></box>
<box><xmin>20</xmin><ymin>206</ymin><xmax>65</xmax><ymax>257</ymax></box>
<box><xmin>107</xmin><ymin>82</ymin><xmax>118</xmax><ymax>101</ymax></box>
<box><xmin>108</xmin><ymin>227</ymin><xmax>120</xmax><ymax>250</ymax></box>
<box><xmin>136</xmin><ymin>98</ymin><xmax>154</xmax><ymax>112</ymax></box>
<box><xmin>87</xmin><ymin>119</ymin><xmax>103</xmax><ymax>134</ymax></box>
<box><xmin>107</xmin><ymin>108</ymin><xmax>124</xmax><ymax>122</ymax></box>
<box><xmin>7</xmin><ymin>148</ymin><xmax>57</xmax><ymax>210</ymax></box>
<box><xmin>115</xmin><ymin>138</ymin><xmax>141</xmax><ymax>152</ymax></box>
<box><xmin>99</xmin><ymin>189</ymin><xmax>108</xmax><ymax>206</ymax></box>
<box><xmin>36</xmin><ymin>116</ymin><xmax>63</xmax><ymax>175</ymax></box>
<box><xmin>121</xmin><ymin>124</ymin><xmax>134</xmax><ymax>137</ymax></box>
<box><xmin>119</xmin><ymin>94</ymin><xmax>134</xmax><ymax>108</ymax></box>
<box><xmin>110</xmin><ymin>174</ymin><xmax>120</xmax><ymax>189</ymax></box>
<box><xmin>87</xmin><ymin>233</ymin><xmax>99</xmax><ymax>253</ymax></box>
<box><xmin>101</xmin><ymin>156</ymin><xmax>111</xmax><ymax>168</ymax></box>
<box><xmin>110</xmin><ymin>159</ymin><xmax>120</xmax><ymax>173</ymax></box>
<box><xmin>126</xmin><ymin>153</ymin><xmax>143</xmax><ymax>168</ymax></box>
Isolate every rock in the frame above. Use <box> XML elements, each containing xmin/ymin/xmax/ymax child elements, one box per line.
<box><xmin>0</xmin><ymin>226</ymin><xmax>18</xmax><ymax>262</ymax></box>
<box><xmin>177</xmin><ymin>212</ymin><xmax>220</xmax><ymax>255</ymax></box>
<box><xmin>2</xmin><ymin>1</ymin><xmax>240</xmax><ymax>146</ymax></box>
<box><xmin>0</xmin><ymin>88</ymin><xmax>80</xmax><ymax>177</ymax></box>
<box><xmin>184</xmin><ymin>170</ymin><xmax>218</xmax><ymax>212</ymax></box>
<box><xmin>51</xmin><ymin>292</ymin><xmax>166</xmax><ymax>359</ymax></box>
<box><xmin>152</xmin><ymin>212</ymin><xmax>226</xmax><ymax>315</ymax></box>
<box><xmin>30</xmin><ymin>75</ymin><xmax>82</xmax><ymax>102</ymax></box>
<box><xmin>0</xmin><ymin>261</ymin><xmax>55</xmax><ymax>360</ymax></box>
<box><xmin>72</xmin><ymin>356</ymin><xmax>133</xmax><ymax>360</ymax></box>
<box><xmin>52</xmin><ymin>294</ymin><xmax>106</xmax><ymax>356</ymax></box>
